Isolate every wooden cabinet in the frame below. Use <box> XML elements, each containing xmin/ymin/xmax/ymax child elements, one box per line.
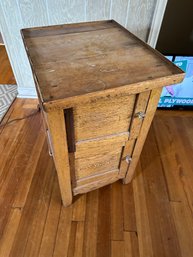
<box><xmin>21</xmin><ymin>20</ymin><xmax>185</xmax><ymax>206</ymax></box>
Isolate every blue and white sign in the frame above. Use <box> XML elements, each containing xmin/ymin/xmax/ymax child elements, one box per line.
<box><xmin>158</xmin><ymin>56</ymin><xmax>193</xmax><ymax>107</ymax></box>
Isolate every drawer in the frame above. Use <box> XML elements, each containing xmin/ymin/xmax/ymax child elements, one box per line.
<box><xmin>74</xmin><ymin>132</ymin><xmax>129</xmax><ymax>180</ymax></box>
<box><xmin>73</xmin><ymin>94</ymin><xmax>136</xmax><ymax>141</ymax></box>
<box><xmin>73</xmin><ymin>169</ymin><xmax>121</xmax><ymax>195</ymax></box>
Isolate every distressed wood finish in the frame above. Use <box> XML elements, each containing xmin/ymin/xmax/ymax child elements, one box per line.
<box><xmin>21</xmin><ymin>20</ymin><xmax>184</xmax><ymax>205</ymax></box>
<box><xmin>46</xmin><ymin>110</ymin><xmax>72</xmax><ymax>206</ymax></box>
<box><xmin>0</xmin><ymin>0</ymin><xmax>158</xmax><ymax>99</ymax></box>
<box><xmin>1</xmin><ymin>98</ymin><xmax>193</xmax><ymax>256</ymax></box>
<box><xmin>123</xmin><ymin>88</ymin><xmax>163</xmax><ymax>184</ymax></box>
<box><xmin>73</xmin><ymin>94</ymin><xmax>135</xmax><ymax>141</ymax></box>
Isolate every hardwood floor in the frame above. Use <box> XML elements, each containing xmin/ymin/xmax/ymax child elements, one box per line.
<box><xmin>0</xmin><ymin>98</ymin><xmax>193</xmax><ymax>257</ymax></box>
<box><xmin>0</xmin><ymin>45</ymin><xmax>16</xmax><ymax>85</ymax></box>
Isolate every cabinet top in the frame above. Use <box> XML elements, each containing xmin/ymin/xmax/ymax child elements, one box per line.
<box><xmin>21</xmin><ymin>20</ymin><xmax>184</xmax><ymax>108</ymax></box>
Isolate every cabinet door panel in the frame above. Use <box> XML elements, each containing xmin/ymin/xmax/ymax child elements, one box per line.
<box><xmin>73</xmin><ymin>94</ymin><xmax>136</xmax><ymax>141</ymax></box>
<box><xmin>129</xmin><ymin>91</ymin><xmax>150</xmax><ymax>140</ymax></box>
<box><xmin>69</xmin><ymin>91</ymin><xmax>151</xmax><ymax>192</ymax></box>
<box><xmin>74</xmin><ymin>133</ymin><xmax>128</xmax><ymax>180</ymax></box>
<box><xmin>119</xmin><ymin>91</ymin><xmax>151</xmax><ymax>177</ymax></box>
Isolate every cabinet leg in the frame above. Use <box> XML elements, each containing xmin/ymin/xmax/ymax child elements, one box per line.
<box><xmin>46</xmin><ymin>109</ymin><xmax>72</xmax><ymax>207</ymax></box>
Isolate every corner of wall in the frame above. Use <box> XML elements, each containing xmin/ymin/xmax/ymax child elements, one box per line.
<box><xmin>17</xmin><ymin>86</ymin><xmax>37</xmax><ymax>99</ymax></box>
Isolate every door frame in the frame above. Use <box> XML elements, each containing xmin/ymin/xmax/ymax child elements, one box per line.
<box><xmin>147</xmin><ymin>0</ymin><xmax>168</xmax><ymax>48</ymax></box>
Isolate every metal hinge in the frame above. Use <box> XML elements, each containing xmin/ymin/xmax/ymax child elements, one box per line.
<box><xmin>46</xmin><ymin>129</ymin><xmax>53</xmax><ymax>157</ymax></box>
<box><xmin>125</xmin><ymin>155</ymin><xmax>132</xmax><ymax>164</ymax></box>
<box><xmin>135</xmin><ymin>111</ymin><xmax>146</xmax><ymax>120</ymax></box>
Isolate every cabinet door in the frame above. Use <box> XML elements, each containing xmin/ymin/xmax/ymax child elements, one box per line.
<box><xmin>65</xmin><ymin>92</ymin><xmax>150</xmax><ymax>195</ymax></box>
<box><xmin>119</xmin><ymin>91</ymin><xmax>150</xmax><ymax>177</ymax></box>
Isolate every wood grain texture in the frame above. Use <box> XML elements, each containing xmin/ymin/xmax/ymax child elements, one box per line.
<box><xmin>83</xmin><ymin>190</ymin><xmax>99</xmax><ymax>257</ymax></box>
<box><xmin>74</xmin><ymin>94</ymin><xmax>135</xmax><ymax>141</ymax></box>
<box><xmin>72</xmin><ymin>194</ymin><xmax>86</xmax><ymax>222</ymax></box>
<box><xmin>73</xmin><ymin>171</ymin><xmax>120</xmax><ymax>195</ymax></box>
<box><xmin>1</xmin><ymin>0</ymin><xmax>157</xmax><ymax>98</ymax></box>
<box><xmin>0</xmin><ymin>209</ymin><xmax>21</xmax><ymax>257</ymax></box>
<box><xmin>132</xmin><ymin>162</ymin><xmax>154</xmax><ymax>257</ymax></box>
<box><xmin>111</xmin><ymin>181</ymin><xmax>124</xmax><ymax>241</ymax></box>
<box><xmin>21</xmin><ymin>20</ymin><xmax>184</xmax><ymax>202</ymax></box>
<box><xmin>0</xmin><ymin>99</ymin><xmax>193</xmax><ymax>256</ymax></box>
<box><xmin>46</xmin><ymin>110</ymin><xmax>72</xmax><ymax>206</ymax></box>
<box><xmin>124</xmin><ymin>231</ymin><xmax>140</xmax><ymax>257</ymax></box>
<box><xmin>119</xmin><ymin>139</ymin><xmax>136</xmax><ymax>177</ymax></box>
<box><xmin>75</xmin><ymin>169</ymin><xmax>120</xmax><ymax>187</ymax></box>
<box><xmin>129</xmin><ymin>91</ymin><xmax>150</xmax><ymax>140</ymax></box>
<box><xmin>0</xmin><ymin>46</ymin><xmax>16</xmax><ymax>84</ymax></box>
<box><xmin>75</xmin><ymin>134</ymin><xmax>127</xmax><ymax>179</ymax></box>
<box><xmin>38</xmin><ymin>176</ymin><xmax>61</xmax><ymax>257</ymax></box>
<box><xmin>123</xmin><ymin>88</ymin><xmax>162</xmax><ymax>184</ymax></box>
<box><xmin>171</xmin><ymin>202</ymin><xmax>193</xmax><ymax>257</ymax></box>
<box><xmin>21</xmin><ymin>20</ymin><xmax>184</xmax><ymax>105</ymax></box>
<box><xmin>139</xmin><ymin>126</ymin><xmax>181</xmax><ymax>257</ymax></box>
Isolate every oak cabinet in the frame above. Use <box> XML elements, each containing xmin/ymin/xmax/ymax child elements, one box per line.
<box><xmin>21</xmin><ymin>20</ymin><xmax>184</xmax><ymax>206</ymax></box>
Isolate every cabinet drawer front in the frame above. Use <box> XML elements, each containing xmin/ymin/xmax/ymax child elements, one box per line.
<box><xmin>73</xmin><ymin>94</ymin><xmax>136</xmax><ymax>141</ymax></box>
<box><xmin>75</xmin><ymin>147</ymin><xmax>122</xmax><ymax>180</ymax></box>
<box><xmin>73</xmin><ymin>170</ymin><xmax>121</xmax><ymax>195</ymax></box>
<box><xmin>74</xmin><ymin>133</ymin><xmax>128</xmax><ymax>180</ymax></box>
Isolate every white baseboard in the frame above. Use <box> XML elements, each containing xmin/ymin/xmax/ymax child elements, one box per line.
<box><xmin>17</xmin><ymin>86</ymin><xmax>38</xmax><ymax>99</ymax></box>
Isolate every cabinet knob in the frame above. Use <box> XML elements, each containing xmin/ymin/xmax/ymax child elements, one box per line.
<box><xmin>125</xmin><ymin>155</ymin><xmax>132</xmax><ymax>164</ymax></box>
<box><xmin>135</xmin><ymin>111</ymin><xmax>146</xmax><ymax>119</ymax></box>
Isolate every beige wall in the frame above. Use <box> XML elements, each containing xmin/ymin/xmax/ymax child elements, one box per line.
<box><xmin>0</xmin><ymin>0</ymin><xmax>156</xmax><ymax>97</ymax></box>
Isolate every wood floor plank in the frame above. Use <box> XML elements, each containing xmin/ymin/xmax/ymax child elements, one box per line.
<box><xmin>124</xmin><ymin>231</ymin><xmax>140</xmax><ymax>257</ymax></box>
<box><xmin>0</xmin><ymin>99</ymin><xmax>26</xmax><ymax>168</ymax></box>
<box><xmin>67</xmin><ymin>221</ymin><xmax>77</xmax><ymax>257</ymax></box>
<box><xmin>111</xmin><ymin>241</ymin><xmax>124</xmax><ymax>257</ymax></box>
<box><xmin>0</xmin><ymin>111</ymin><xmax>42</xmax><ymax>237</ymax></box>
<box><xmin>140</xmin><ymin>125</ymin><xmax>182</xmax><ymax>257</ymax></box>
<box><xmin>0</xmin><ymin>209</ymin><xmax>21</xmax><ymax>257</ymax></box>
<box><xmin>0</xmin><ymin>100</ymin><xmax>193</xmax><ymax>257</ymax></box>
<box><xmin>122</xmin><ymin>183</ymin><xmax>137</xmax><ymax>232</ymax></box>
<box><xmin>170</xmin><ymin>117</ymin><xmax>193</xmax><ymax>213</ymax></box>
<box><xmin>171</xmin><ymin>202</ymin><xmax>193</xmax><ymax>257</ymax></box>
<box><xmin>38</xmin><ymin>176</ymin><xmax>61</xmax><ymax>257</ymax></box>
<box><xmin>74</xmin><ymin>221</ymin><xmax>85</xmax><ymax>257</ymax></box>
<box><xmin>13</xmin><ymin>121</ymin><xmax>45</xmax><ymax>208</ymax></box>
<box><xmin>9</xmin><ymin>142</ymin><xmax>55</xmax><ymax>257</ymax></box>
<box><xmin>72</xmin><ymin>194</ymin><xmax>86</xmax><ymax>222</ymax></box>
<box><xmin>82</xmin><ymin>190</ymin><xmax>99</xmax><ymax>257</ymax></box>
<box><xmin>0</xmin><ymin>45</ymin><xmax>16</xmax><ymax>84</ymax></box>
<box><xmin>111</xmin><ymin>181</ymin><xmax>124</xmax><ymax>240</ymax></box>
<box><xmin>133</xmin><ymin>163</ymin><xmax>154</xmax><ymax>257</ymax></box>
<box><xmin>97</xmin><ymin>186</ymin><xmax>111</xmax><ymax>257</ymax></box>
<box><xmin>68</xmin><ymin>221</ymin><xmax>84</xmax><ymax>257</ymax></box>
<box><xmin>153</xmin><ymin>115</ymin><xmax>185</xmax><ymax>202</ymax></box>
<box><xmin>53</xmin><ymin>206</ymin><xmax>72</xmax><ymax>257</ymax></box>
